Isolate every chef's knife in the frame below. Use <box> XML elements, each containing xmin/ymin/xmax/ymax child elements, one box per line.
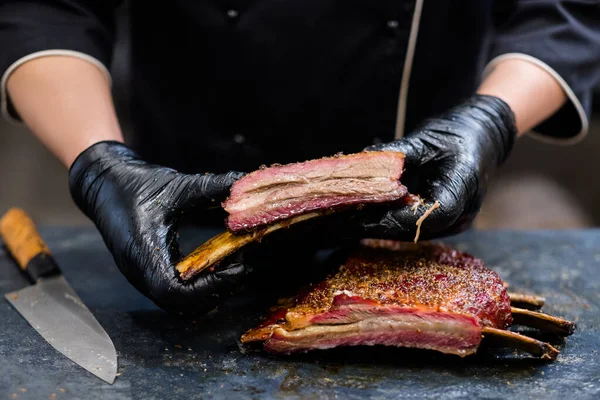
<box><xmin>0</xmin><ymin>208</ymin><xmax>117</xmax><ymax>384</ymax></box>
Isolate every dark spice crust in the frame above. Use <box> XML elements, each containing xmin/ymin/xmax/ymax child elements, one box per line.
<box><xmin>290</xmin><ymin>240</ymin><xmax>512</xmax><ymax>329</ymax></box>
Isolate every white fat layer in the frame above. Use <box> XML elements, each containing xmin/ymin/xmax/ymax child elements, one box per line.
<box><xmin>332</xmin><ymin>290</ymin><xmax>356</xmax><ymax>297</ymax></box>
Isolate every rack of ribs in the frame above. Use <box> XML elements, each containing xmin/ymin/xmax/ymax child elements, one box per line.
<box><xmin>240</xmin><ymin>240</ymin><xmax>574</xmax><ymax>360</ymax></box>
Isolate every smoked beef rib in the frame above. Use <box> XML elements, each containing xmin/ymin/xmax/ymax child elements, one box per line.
<box><xmin>222</xmin><ymin>151</ymin><xmax>407</xmax><ymax>232</ymax></box>
<box><xmin>241</xmin><ymin>240</ymin><xmax>574</xmax><ymax>359</ymax></box>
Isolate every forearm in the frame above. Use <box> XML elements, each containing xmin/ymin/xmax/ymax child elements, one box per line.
<box><xmin>477</xmin><ymin>59</ymin><xmax>567</xmax><ymax>136</ymax></box>
<box><xmin>7</xmin><ymin>56</ymin><xmax>124</xmax><ymax>167</ymax></box>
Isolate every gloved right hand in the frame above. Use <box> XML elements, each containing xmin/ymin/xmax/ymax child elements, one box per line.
<box><xmin>68</xmin><ymin>140</ymin><xmax>248</xmax><ymax>315</ymax></box>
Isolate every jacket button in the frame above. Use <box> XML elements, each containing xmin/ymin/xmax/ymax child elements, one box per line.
<box><xmin>227</xmin><ymin>9</ymin><xmax>239</xmax><ymax>19</ymax></box>
<box><xmin>233</xmin><ymin>134</ymin><xmax>245</xmax><ymax>144</ymax></box>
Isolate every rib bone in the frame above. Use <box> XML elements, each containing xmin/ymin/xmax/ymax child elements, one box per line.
<box><xmin>510</xmin><ymin>307</ymin><xmax>575</xmax><ymax>335</ymax></box>
<box><xmin>508</xmin><ymin>292</ymin><xmax>545</xmax><ymax>310</ymax></box>
<box><xmin>482</xmin><ymin>327</ymin><xmax>560</xmax><ymax>360</ymax></box>
<box><xmin>176</xmin><ymin>212</ymin><xmax>323</xmax><ymax>280</ymax></box>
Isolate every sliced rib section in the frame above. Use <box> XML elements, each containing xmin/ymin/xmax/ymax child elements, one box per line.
<box><xmin>223</xmin><ymin>151</ymin><xmax>407</xmax><ymax>232</ymax></box>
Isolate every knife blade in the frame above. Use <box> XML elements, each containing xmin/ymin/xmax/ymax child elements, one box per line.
<box><xmin>0</xmin><ymin>208</ymin><xmax>117</xmax><ymax>384</ymax></box>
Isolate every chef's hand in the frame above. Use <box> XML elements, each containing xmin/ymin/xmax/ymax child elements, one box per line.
<box><xmin>68</xmin><ymin>140</ymin><xmax>248</xmax><ymax>315</ymax></box>
<box><xmin>355</xmin><ymin>94</ymin><xmax>517</xmax><ymax>240</ymax></box>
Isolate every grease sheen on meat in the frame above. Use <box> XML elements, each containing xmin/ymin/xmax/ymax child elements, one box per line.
<box><xmin>223</xmin><ymin>152</ymin><xmax>407</xmax><ymax>232</ymax></box>
<box><xmin>241</xmin><ymin>241</ymin><xmax>512</xmax><ymax>356</ymax></box>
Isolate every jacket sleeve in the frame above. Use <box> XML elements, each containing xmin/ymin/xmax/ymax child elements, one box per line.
<box><xmin>485</xmin><ymin>0</ymin><xmax>600</xmax><ymax>144</ymax></box>
<box><xmin>0</xmin><ymin>0</ymin><xmax>122</xmax><ymax>123</ymax></box>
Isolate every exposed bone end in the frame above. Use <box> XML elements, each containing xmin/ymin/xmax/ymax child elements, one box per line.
<box><xmin>176</xmin><ymin>229</ymin><xmax>258</xmax><ymax>280</ymax></box>
<box><xmin>511</xmin><ymin>307</ymin><xmax>575</xmax><ymax>336</ymax></box>
<box><xmin>482</xmin><ymin>327</ymin><xmax>560</xmax><ymax>360</ymax></box>
<box><xmin>508</xmin><ymin>292</ymin><xmax>546</xmax><ymax>310</ymax></box>
<box><xmin>176</xmin><ymin>212</ymin><xmax>323</xmax><ymax>280</ymax></box>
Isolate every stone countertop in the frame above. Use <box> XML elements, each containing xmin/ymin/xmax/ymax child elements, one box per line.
<box><xmin>1</xmin><ymin>227</ymin><xmax>599</xmax><ymax>399</ymax></box>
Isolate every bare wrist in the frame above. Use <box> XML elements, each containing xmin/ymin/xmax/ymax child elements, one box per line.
<box><xmin>477</xmin><ymin>58</ymin><xmax>567</xmax><ymax>136</ymax></box>
<box><xmin>6</xmin><ymin>56</ymin><xmax>124</xmax><ymax>168</ymax></box>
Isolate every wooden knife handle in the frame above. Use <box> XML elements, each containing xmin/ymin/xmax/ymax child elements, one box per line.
<box><xmin>0</xmin><ymin>208</ymin><xmax>61</xmax><ymax>281</ymax></box>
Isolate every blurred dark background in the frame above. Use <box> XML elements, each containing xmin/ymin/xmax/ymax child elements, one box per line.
<box><xmin>0</xmin><ymin>3</ymin><xmax>598</xmax><ymax>229</ymax></box>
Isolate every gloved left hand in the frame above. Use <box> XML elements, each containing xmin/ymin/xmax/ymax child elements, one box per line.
<box><xmin>347</xmin><ymin>94</ymin><xmax>517</xmax><ymax>240</ymax></box>
<box><xmin>68</xmin><ymin>141</ymin><xmax>250</xmax><ymax>315</ymax></box>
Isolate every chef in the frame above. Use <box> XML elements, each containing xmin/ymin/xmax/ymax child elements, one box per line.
<box><xmin>1</xmin><ymin>1</ymin><xmax>598</xmax><ymax>314</ymax></box>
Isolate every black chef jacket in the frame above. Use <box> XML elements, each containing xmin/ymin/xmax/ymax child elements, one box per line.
<box><xmin>1</xmin><ymin>0</ymin><xmax>599</xmax><ymax>176</ymax></box>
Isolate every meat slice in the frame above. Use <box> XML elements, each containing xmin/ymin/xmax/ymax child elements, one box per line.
<box><xmin>223</xmin><ymin>151</ymin><xmax>407</xmax><ymax>232</ymax></box>
<box><xmin>241</xmin><ymin>241</ymin><xmax>512</xmax><ymax>356</ymax></box>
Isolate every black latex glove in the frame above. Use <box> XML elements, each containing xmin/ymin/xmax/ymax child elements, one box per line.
<box><xmin>68</xmin><ymin>141</ymin><xmax>248</xmax><ymax>315</ymax></box>
<box><xmin>354</xmin><ymin>94</ymin><xmax>517</xmax><ymax>240</ymax></box>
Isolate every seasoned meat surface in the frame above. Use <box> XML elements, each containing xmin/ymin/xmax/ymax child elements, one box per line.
<box><xmin>241</xmin><ymin>241</ymin><xmax>512</xmax><ymax>356</ymax></box>
<box><xmin>223</xmin><ymin>152</ymin><xmax>407</xmax><ymax>232</ymax></box>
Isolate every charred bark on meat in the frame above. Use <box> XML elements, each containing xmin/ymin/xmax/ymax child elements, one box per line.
<box><xmin>240</xmin><ymin>242</ymin><xmax>575</xmax><ymax>361</ymax></box>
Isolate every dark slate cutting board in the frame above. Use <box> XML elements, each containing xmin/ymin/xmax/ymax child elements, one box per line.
<box><xmin>1</xmin><ymin>227</ymin><xmax>599</xmax><ymax>400</ymax></box>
